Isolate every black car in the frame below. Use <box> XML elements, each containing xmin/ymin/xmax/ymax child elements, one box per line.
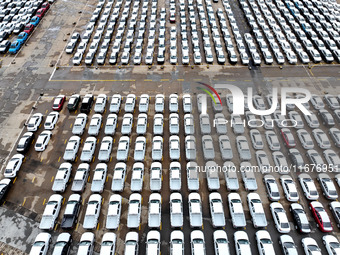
<box><xmin>61</xmin><ymin>194</ymin><xmax>81</xmax><ymax>229</ymax></box>
<box><xmin>0</xmin><ymin>31</ymin><xmax>9</xmax><ymax>42</ymax></box>
<box><xmin>67</xmin><ymin>94</ymin><xmax>81</xmax><ymax>111</ymax></box>
<box><xmin>80</xmin><ymin>94</ymin><xmax>94</xmax><ymax>113</ymax></box>
<box><xmin>16</xmin><ymin>132</ymin><xmax>34</xmax><ymax>153</ymax></box>
<box><xmin>290</xmin><ymin>203</ymin><xmax>311</xmax><ymax>234</ymax></box>
<box><xmin>0</xmin><ymin>40</ymin><xmax>11</xmax><ymax>54</ymax></box>
<box><xmin>0</xmin><ymin>179</ymin><xmax>11</xmax><ymax>202</ymax></box>
<box><xmin>52</xmin><ymin>233</ymin><xmax>72</xmax><ymax>255</ymax></box>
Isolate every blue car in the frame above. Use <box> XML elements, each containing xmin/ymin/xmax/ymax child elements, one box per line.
<box><xmin>17</xmin><ymin>32</ymin><xmax>28</xmax><ymax>43</ymax></box>
<box><xmin>8</xmin><ymin>41</ymin><xmax>22</xmax><ymax>54</ymax></box>
<box><xmin>30</xmin><ymin>16</ymin><xmax>40</xmax><ymax>26</ymax></box>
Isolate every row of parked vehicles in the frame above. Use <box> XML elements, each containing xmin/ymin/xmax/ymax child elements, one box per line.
<box><xmin>0</xmin><ymin>0</ymin><xmax>51</xmax><ymax>54</ymax></box>
<box><xmin>238</xmin><ymin>0</ymin><xmax>340</xmax><ymax>64</ymax></box>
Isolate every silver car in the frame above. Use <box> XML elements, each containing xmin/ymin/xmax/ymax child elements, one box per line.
<box><xmin>272</xmin><ymin>151</ymin><xmax>289</xmax><ymax>174</ymax></box>
<box><xmin>288</xmin><ymin>148</ymin><xmax>305</xmax><ymax>170</ymax></box>
<box><xmin>317</xmin><ymin>173</ymin><xmax>338</xmax><ymax>200</ymax></box>
<box><xmin>303</xmin><ymin>113</ymin><xmax>320</xmax><ymax>129</ymax></box>
<box><xmin>256</xmin><ymin>150</ymin><xmax>271</xmax><ymax>174</ymax></box>
<box><xmin>318</xmin><ymin>109</ymin><xmax>335</xmax><ymax>127</ymax></box>
<box><xmin>185</xmin><ymin>136</ymin><xmax>197</xmax><ymax>161</ymax></box>
<box><xmin>306</xmin><ymin>149</ymin><xmax>325</xmax><ymax>167</ymax></box>
<box><xmin>297</xmin><ymin>129</ymin><xmax>314</xmax><ymax>149</ymax></box>
<box><xmin>265</xmin><ymin>131</ymin><xmax>281</xmax><ymax>151</ymax></box>
<box><xmin>200</xmin><ymin>114</ymin><xmax>211</xmax><ymax>134</ymax></box>
<box><xmin>329</xmin><ymin>128</ymin><xmax>340</xmax><ymax>147</ymax></box>
<box><xmin>250</xmin><ymin>129</ymin><xmax>264</xmax><ymax>150</ymax></box>
<box><xmin>231</xmin><ymin>115</ymin><xmax>244</xmax><ymax>134</ymax></box>
<box><xmin>323</xmin><ymin>150</ymin><xmax>340</xmax><ymax>172</ymax></box>
<box><xmin>184</xmin><ymin>114</ymin><xmax>195</xmax><ymax>135</ymax></box>
<box><xmin>312</xmin><ymin>129</ymin><xmax>331</xmax><ymax>149</ymax></box>
<box><xmin>288</xmin><ymin>111</ymin><xmax>304</xmax><ymax>129</ymax></box>
<box><xmin>324</xmin><ymin>95</ymin><xmax>340</xmax><ymax>110</ymax></box>
<box><xmin>214</xmin><ymin>113</ymin><xmax>227</xmax><ymax>134</ymax></box>
<box><xmin>218</xmin><ymin>135</ymin><xmax>232</xmax><ymax>160</ymax></box>
<box><xmin>203</xmin><ymin>135</ymin><xmax>215</xmax><ymax>160</ymax></box>
<box><xmin>236</xmin><ymin>136</ymin><xmax>251</xmax><ymax>161</ymax></box>
<box><xmin>310</xmin><ymin>94</ymin><xmax>324</xmax><ymax>110</ymax></box>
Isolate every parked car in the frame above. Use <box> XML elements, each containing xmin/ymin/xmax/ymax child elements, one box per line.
<box><xmin>27</xmin><ymin>113</ymin><xmax>43</xmax><ymax>132</ymax></box>
<box><xmin>301</xmin><ymin>237</ymin><xmax>322</xmax><ymax>255</ymax></box>
<box><xmin>61</xmin><ymin>194</ymin><xmax>81</xmax><ymax>229</ymax></box>
<box><xmin>83</xmin><ymin>194</ymin><xmax>102</xmax><ymax>229</ymax></box>
<box><xmin>16</xmin><ymin>132</ymin><xmax>34</xmax><ymax>153</ymax></box>
<box><xmin>77</xmin><ymin>232</ymin><xmax>94</xmax><ymax>255</ymax></box>
<box><xmin>34</xmin><ymin>131</ymin><xmax>52</xmax><ymax>151</ymax></box>
<box><xmin>52</xmin><ymin>233</ymin><xmax>72</xmax><ymax>255</ymax></box>
<box><xmin>298</xmin><ymin>173</ymin><xmax>319</xmax><ymax>200</ymax></box>
<box><xmin>234</xmin><ymin>231</ymin><xmax>251</xmax><ymax>255</ymax></box>
<box><xmin>309</xmin><ymin>201</ymin><xmax>333</xmax><ymax>232</ymax></box>
<box><xmin>29</xmin><ymin>233</ymin><xmax>51</xmax><ymax>255</ymax></box>
<box><xmin>270</xmin><ymin>202</ymin><xmax>290</xmax><ymax>233</ymax></box>
<box><xmin>39</xmin><ymin>194</ymin><xmax>63</xmax><ymax>230</ymax></box>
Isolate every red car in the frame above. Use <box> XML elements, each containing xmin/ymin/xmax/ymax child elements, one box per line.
<box><xmin>36</xmin><ymin>8</ymin><xmax>46</xmax><ymax>18</ymax></box>
<box><xmin>24</xmin><ymin>24</ymin><xmax>34</xmax><ymax>35</ymax></box>
<box><xmin>41</xmin><ymin>2</ymin><xmax>50</xmax><ymax>10</ymax></box>
<box><xmin>280</xmin><ymin>128</ymin><xmax>296</xmax><ymax>148</ymax></box>
<box><xmin>309</xmin><ymin>201</ymin><xmax>333</xmax><ymax>232</ymax></box>
<box><xmin>52</xmin><ymin>95</ymin><xmax>66</xmax><ymax>111</ymax></box>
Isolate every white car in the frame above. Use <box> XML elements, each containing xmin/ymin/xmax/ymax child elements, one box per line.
<box><xmin>183</xmin><ymin>94</ymin><xmax>192</xmax><ymax>113</ymax></box>
<box><xmin>27</xmin><ymin>113</ymin><xmax>43</xmax><ymax>132</ymax></box>
<box><xmin>228</xmin><ymin>193</ymin><xmax>246</xmax><ymax>228</ymax></box>
<box><xmin>150</xmin><ymin>162</ymin><xmax>162</xmax><ymax>191</ymax></box>
<box><xmin>298</xmin><ymin>173</ymin><xmax>319</xmax><ymax>200</ymax></box>
<box><xmin>104</xmin><ymin>114</ymin><xmax>117</xmax><ymax>135</ymax></box>
<box><xmin>100</xmin><ymin>233</ymin><xmax>116</xmax><ymax>255</ymax></box>
<box><xmin>63</xmin><ymin>136</ymin><xmax>80</xmax><ymax>161</ymax></box>
<box><xmin>39</xmin><ymin>194</ymin><xmax>63</xmax><ymax>230</ymax></box>
<box><xmin>35</xmin><ymin>131</ymin><xmax>52</xmax><ymax>151</ymax></box>
<box><xmin>270</xmin><ymin>202</ymin><xmax>290</xmax><ymax>233</ymax></box>
<box><xmin>169</xmin><ymin>135</ymin><xmax>180</xmax><ymax>160</ymax></box>
<box><xmin>297</xmin><ymin>129</ymin><xmax>314</xmax><ymax>149</ymax></box>
<box><xmin>77</xmin><ymin>232</ymin><xmax>94</xmax><ymax>255</ymax></box>
<box><xmin>134</xmin><ymin>136</ymin><xmax>146</xmax><ymax>161</ymax></box>
<box><xmin>127</xmin><ymin>193</ymin><xmax>142</xmax><ymax>229</ymax></box>
<box><xmin>110</xmin><ymin>94</ymin><xmax>122</xmax><ymax>113</ymax></box>
<box><xmin>169</xmin><ymin>94</ymin><xmax>179</xmax><ymax>112</ymax></box>
<box><xmin>139</xmin><ymin>94</ymin><xmax>149</xmax><ymax>113</ymax></box>
<box><xmin>312</xmin><ymin>129</ymin><xmax>331</xmax><ymax>149</ymax></box>
<box><xmin>279</xmin><ymin>235</ymin><xmax>297</xmax><ymax>255</ymax></box>
<box><xmin>191</xmin><ymin>230</ymin><xmax>206</xmax><ymax>255</ymax></box>
<box><xmin>80</xmin><ymin>137</ymin><xmax>96</xmax><ymax>162</ymax></box>
<box><xmin>255</xmin><ymin>230</ymin><xmax>275</xmax><ymax>255</ymax></box>
<box><xmin>83</xmin><ymin>194</ymin><xmax>102</xmax><ymax>229</ymax></box>
<box><xmin>184</xmin><ymin>114</ymin><xmax>195</xmax><ymax>135</ymax></box>
<box><xmin>152</xmin><ymin>136</ymin><xmax>163</xmax><ymax>161</ymax></box>
<box><xmin>185</xmin><ymin>136</ymin><xmax>196</xmax><ymax>161</ymax></box>
<box><xmin>117</xmin><ymin>136</ymin><xmax>130</xmax><ymax>161</ymax></box>
<box><xmin>318</xmin><ymin>173</ymin><xmax>338</xmax><ymax>200</ymax></box>
<box><xmin>188</xmin><ymin>193</ymin><xmax>203</xmax><ymax>228</ymax></box>
<box><xmin>153</xmin><ymin>114</ymin><xmax>164</xmax><ymax>135</ymax></box>
<box><xmin>136</xmin><ymin>113</ymin><xmax>147</xmax><ymax>135</ymax></box>
<box><xmin>52</xmin><ymin>233</ymin><xmax>72</xmax><ymax>255</ymax></box>
<box><xmin>250</xmin><ymin>129</ymin><xmax>264</xmax><ymax>150</ymax></box>
<box><xmin>44</xmin><ymin>112</ymin><xmax>59</xmax><ymax>130</ymax></box>
<box><xmin>170</xmin><ymin>231</ymin><xmax>184</xmax><ymax>255</ymax></box>
<box><xmin>280</xmin><ymin>175</ymin><xmax>299</xmax><ymax>202</ymax></box>
<box><xmin>106</xmin><ymin>194</ymin><xmax>122</xmax><ymax>229</ymax></box>
<box><xmin>125</xmin><ymin>94</ymin><xmax>136</xmax><ymax>113</ymax></box>
<box><xmin>169</xmin><ymin>113</ymin><xmax>180</xmax><ymax>134</ymax></box>
<box><xmin>111</xmin><ymin>163</ymin><xmax>127</xmax><ymax>192</ymax></box>
<box><xmin>124</xmin><ymin>232</ymin><xmax>139</xmax><ymax>255</ymax></box>
<box><xmin>200</xmin><ymin>114</ymin><xmax>211</xmax><ymax>134</ymax></box>
<box><xmin>322</xmin><ymin>235</ymin><xmax>340</xmax><ymax>255</ymax></box>
<box><xmin>4</xmin><ymin>154</ymin><xmax>24</xmax><ymax>178</ymax></box>
<box><xmin>121</xmin><ymin>113</ymin><xmax>133</xmax><ymax>135</ymax></box>
<box><xmin>98</xmin><ymin>136</ymin><xmax>113</xmax><ymax>162</ymax></box>
<box><xmin>148</xmin><ymin>194</ymin><xmax>162</xmax><ymax>229</ymax></box>
<box><xmin>71</xmin><ymin>163</ymin><xmax>90</xmax><ymax>192</ymax></box>
<box><xmin>213</xmin><ymin>230</ymin><xmax>230</xmax><ymax>255</ymax></box>
<box><xmin>29</xmin><ymin>233</ymin><xmax>51</xmax><ymax>255</ymax></box>
<box><xmin>170</xmin><ymin>162</ymin><xmax>181</xmax><ymax>191</ymax></box>
<box><xmin>265</xmin><ymin>131</ymin><xmax>280</xmax><ymax>151</ymax></box>
<box><xmin>91</xmin><ymin>163</ymin><xmax>107</xmax><ymax>193</ymax></box>
<box><xmin>301</xmin><ymin>237</ymin><xmax>322</xmax><ymax>255</ymax></box>
<box><xmin>94</xmin><ymin>94</ymin><xmax>107</xmax><ymax>113</ymax></box>
<box><xmin>234</xmin><ymin>231</ymin><xmax>251</xmax><ymax>255</ymax></box>
<box><xmin>52</xmin><ymin>163</ymin><xmax>72</xmax><ymax>192</ymax></box>
<box><xmin>155</xmin><ymin>94</ymin><xmax>165</xmax><ymax>113</ymax></box>
<box><xmin>146</xmin><ymin>231</ymin><xmax>160</xmax><ymax>255</ymax></box>
<box><xmin>214</xmin><ymin>113</ymin><xmax>227</xmax><ymax>134</ymax></box>
<box><xmin>131</xmin><ymin>163</ymin><xmax>144</xmax><ymax>192</ymax></box>
<box><xmin>209</xmin><ymin>193</ymin><xmax>226</xmax><ymax>227</ymax></box>
<box><xmin>88</xmin><ymin>114</ymin><xmax>102</xmax><ymax>136</ymax></box>
<box><xmin>72</xmin><ymin>114</ymin><xmax>87</xmax><ymax>135</ymax></box>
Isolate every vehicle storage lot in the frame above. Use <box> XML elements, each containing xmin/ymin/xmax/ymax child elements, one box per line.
<box><xmin>55</xmin><ymin>0</ymin><xmax>340</xmax><ymax>66</ymax></box>
<box><xmin>2</xmin><ymin>90</ymin><xmax>340</xmax><ymax>254</ymax></box>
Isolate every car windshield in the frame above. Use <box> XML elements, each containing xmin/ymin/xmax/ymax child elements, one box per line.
<box><xmin>102</xmin><ymin>241</ymin><xmax>113</xmax><ymax>246</ymax></box>
<box><xmin>55</xmin><ymin>241</ymin><xmax>67</xmax><ymax>247</ymax></box>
